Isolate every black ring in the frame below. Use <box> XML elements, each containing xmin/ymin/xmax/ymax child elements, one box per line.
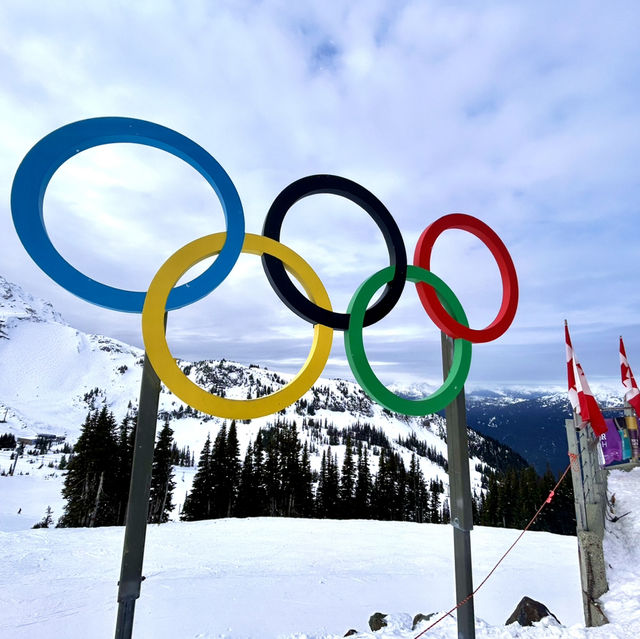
<box><xmin>261</xmin><ymin>174</ymin><xmax>407</xmax><ymax>331</ymax></box>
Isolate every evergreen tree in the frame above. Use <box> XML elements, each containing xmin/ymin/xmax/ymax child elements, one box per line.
<box><xmin>480</xmin><ymin>473</ymin><xmax>499</xmax><ymax>526</ymax></box>
<box><xmin>114</xmin><ymin>413</ymin><xmax>135</xmax><ymax>525</ymax></box>
<box><xmin>324</xmin><ymin>448</ymin><xmax>340</xmax><ymax>518</ymax></box>
<box><xmin>0</xmin><ymin>433</ymin><xmax>16</xmax><ymax>449</ymax></box>
<box><xmin>224</xmin><ymin>421</ymin><xmax>241</xmax><ymax>516</ymax></box>
<box><xmin>59</xmin><ymin>407</ymin><xmax>120</xmax><ymax>527</ymax></box>
<box><xmin>372</xmin><ymin>449</ymin><xmax>396</xmax><ymax>520</ymax></box>
<box><xmin>252</xmin><ymin>432</ymin><xmax>268</xmax><ymax>515</ymax></box>
<box><xmin>428</xmin><ymin>479</ymin><xmax>441</xmax><ymax>523</ymax></box>
<box><xmin>181</xmin><ymin>434</ymin><xmax>213</xmax><ymax>521</ymax></box>
<box><xmin>339</xmin><ymin>436</ymin><xmax>356</xmax><ymax>518</ymax></box>
<box><xmin>315</xmin><ymin>449</ymin><xmax>328</xmax><ymax>518</ymax></box>
<box><xmin>148</xmin><ymin>419</ymin><xmax>176</xmax><ymax>524</ymax></box>
<box><xmin>279</xmin><ymin>422</ymin><xmax>303</xmax><ymax>516</ymax></box>
<box><xmin>405</xmin><ymin>454</ymin><xmax>426</xmax><ymax>523</ymax></box>
<box><xmin>209</xmin><ymin>424</ymin><xmax>228</xmax><ymax>518</ymax></box>
<box><xmin>32</xmin><ymin>506</ymin><xmax>54</xmax><ymax>529</ymax></box>
<box><xmin>395</xmin><ymin>456</ymin><xmax>407</xmax><ymax>520</ymax></box>
<box><xmin>478</xmin><ymin>465</ymin><xmax>576</xmax><ymax>535</ymax></box>
<box><xmin>236</xmin><ymin>442</ymin><xmax>259</xmax><ymax>517</ymax></box>
<box><xmin>297</xmin><ymin>442</ymin><xmax>315</xmax><ymax>517</ymax></box>
<box><xmin>263</xmin><ymin>429</ymin><xmax>281</xmax><ymax>516</ymax></box>
<box><xmin>354</xmin><ymin>447</ymin><xmax>372</xmax><ymax>519</ymax></box>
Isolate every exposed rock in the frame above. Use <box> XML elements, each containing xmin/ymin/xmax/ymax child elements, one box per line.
<box><xmin>343</xmin><ymin>630</ymin><xmax>358</xmax><ymax>637</ymax></box>
<box><xmin>368</xmin><ymin>612</ymin><xmax>387</xmax><ymax>631</ymax></box>
<box><xmin>412</xmin><ymin>612</ymin><xmax>437</xmax><ymax>629</ymax></box>
<box><xmin>505</xmin><ymin>596</ymin><xmax>560</xmax><ymax>626</ymax></box>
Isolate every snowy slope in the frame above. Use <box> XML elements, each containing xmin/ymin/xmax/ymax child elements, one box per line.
<box><xmin>0</xmin><ymin>274</ymin><xmax>497</xmax><ymax>497</ymax></box>
<box><xmin>1</xmin><ymin>466</ymin><xmax>639</xmax><ymax>638</ymax></box>
<box><xmin>0</xmin><ymin>275</ymin><xmax>143</xmax><ymax>438</ymax></box>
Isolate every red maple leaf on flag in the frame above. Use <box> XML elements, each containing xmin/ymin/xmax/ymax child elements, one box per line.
<box><xmin>564</xmin><ymin>321</ymin><xmax>607</xmax><ymax>437</ymax></box>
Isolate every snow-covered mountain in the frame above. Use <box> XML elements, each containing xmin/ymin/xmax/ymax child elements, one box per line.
<box><xmin>0</xmin><ymin>274</ymin><xmax>144</xmax><ymax>440</ymax></box>
<box><xmin>390</xmin><ymin>378</ymin><xmax>629</xmax><ymax>475</ymax></box>
<box><xmin>0</xmin><ymin>274</ymin><xmax>526</xmax><ymax>493</ymax></box>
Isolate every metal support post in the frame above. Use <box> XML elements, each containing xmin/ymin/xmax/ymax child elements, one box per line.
<box><xmin>441</xmin><ymin>332</ymin><xmax>475</xmax><ymax>639</ymax></box>
<box><xmin>114</xmin><ymin>341</ymin><xmax>163</xmax><ymax>639</ymax></box>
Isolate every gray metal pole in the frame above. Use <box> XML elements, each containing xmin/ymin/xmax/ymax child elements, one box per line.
<box><xmin>441</xmin><ymin>332</ymin><xmax>475</xmax><ymax>639</ymax></box>
<box><xmin>114</xmin><ymin>341</ymin><xmax>163</xmax><ymax>639</ymax></box>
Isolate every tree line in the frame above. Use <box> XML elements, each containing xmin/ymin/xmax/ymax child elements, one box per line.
<box><xmin>54</xmin><ymin>409</ymin><xmax>576</xmax><ymax>535</ymax></box>
<box><xmin>476</xmin><ymin>465</ymin><xmax>576</xmax><ymax>535</ymax></box>
<box><xmin>58</xmin><ymin>407</ymin><xmax>175</xmax><ymax>527</ymax></box>
<box><xmin>181</xmin><ymin>419</ymin><xmax>449</xmax><ymax>524</ymax></box>
<box><xmin>0</xmin><ymin>433</ymin><xmax>17</xmax><ymax>448</ymax></box>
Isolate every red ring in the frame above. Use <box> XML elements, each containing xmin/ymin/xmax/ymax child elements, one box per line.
<box><xmin>413</xmin><ymin>213</ymin><xmax>518</xmax><ymax>343</ymax></box>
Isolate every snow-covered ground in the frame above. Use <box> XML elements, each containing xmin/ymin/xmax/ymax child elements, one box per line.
<box><xmin>1</xmin><ymin>451</ymin><xmax>639</xmax><ymax>638</ymax></box>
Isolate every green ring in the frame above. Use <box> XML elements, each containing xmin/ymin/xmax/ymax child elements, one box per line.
<box><xmin>344</xmin><ymin>265</ymin><xmax>472</xmax><ymax>416</ymax></box>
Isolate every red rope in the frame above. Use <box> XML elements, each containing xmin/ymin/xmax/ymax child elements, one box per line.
<box><xmin>413</xmin><ymin>460</ymin><xmax>573</xmax><ymax>639</ymax></box>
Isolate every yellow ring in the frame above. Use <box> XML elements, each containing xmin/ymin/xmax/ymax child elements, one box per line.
<box><xmin>142</xmin><ymin>232</ymin><xmax>333</xmax><ymax>419</ymax></box>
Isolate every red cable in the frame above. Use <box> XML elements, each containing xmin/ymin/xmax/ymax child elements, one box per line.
<box><xmin>413</xmin><ymin>460</ymin><xmax>573</xmax><ymax>639</ymax></box>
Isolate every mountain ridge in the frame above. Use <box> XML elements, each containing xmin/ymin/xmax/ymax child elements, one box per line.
<box><xmin>0</xmin><ymin>274</ymin><xmax>558</xmax><ymax>479</ymax></box>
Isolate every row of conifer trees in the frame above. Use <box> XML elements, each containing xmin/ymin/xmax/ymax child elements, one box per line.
<box><xmin>477</xmin><ymin>464</ymin><xmax>576</xmax><ymax>535</ymax></box>
<box><xmin>58</xmin><ymin>407</ymin><xmax>175</xmax><ymax>527</ymax></box>
<box><xmin>56</xmin><ymin>409</ymin><xmax>575</xmax><ymax>534</ymax></box>
<box><xmin>180</xmin><ymin>419</ymin><xmax>449</xmax><ymax>523</ymax></box>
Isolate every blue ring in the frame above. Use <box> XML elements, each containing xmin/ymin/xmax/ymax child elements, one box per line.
<box><xmin>10</xmin><ymin>117</ymin><xmax>245</xmax><ymax>313</ymax></box>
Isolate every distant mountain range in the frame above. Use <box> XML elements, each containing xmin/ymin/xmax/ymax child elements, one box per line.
<box><xmin>393</xmin><ymin>382</ymin><xmax>627</xmax><ymax>475</ymax></box>
<box><xmin>1</xmin><ymin>273</ymin><xmax>622</xmax><ymax>481</ymax></box>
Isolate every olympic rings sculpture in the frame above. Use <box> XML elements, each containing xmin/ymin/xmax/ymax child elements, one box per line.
<box><xmin>11</xmin><ymin>117</ymin><xmax>519</xmax><ymax>420</ymax></box>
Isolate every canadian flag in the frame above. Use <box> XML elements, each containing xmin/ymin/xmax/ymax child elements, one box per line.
<box><xmin>565</xmin><ymin>321</ymin><xmax>607</xmax><ymax>437</ymax></box>
<box><xmin>620</xmin><ymin>336</ymin><xmax>640</xmax><ymax>415</ymax></box>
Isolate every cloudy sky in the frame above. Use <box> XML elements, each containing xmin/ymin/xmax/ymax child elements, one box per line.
<box><xmin>1</xmin><ymin>1</ymin><xmax>639</xmax><ymax>391</ymax></box>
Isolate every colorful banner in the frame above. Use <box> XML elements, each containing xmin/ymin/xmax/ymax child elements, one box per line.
<box><xmin>614</xmin><ymin>417</ymin><xmax>632</xmax><ymax>461</ymax></box>
<box><xmin>600</xmin><ymin>418</ymin><xmax>623</xmax><ymax>465</ymax></box>
<box><xmin>625</xmin><ymin>415</ymin><xmax>639</xmax><ymax>460</ymax></box>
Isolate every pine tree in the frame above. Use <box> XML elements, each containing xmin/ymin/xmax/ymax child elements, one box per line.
<box><xmin>32</xmin><ymin>506</ymin><xmax>54</xmax><ymax>529</ymax></box>
<box><xmin>263</xmin><ymin>429</ymin><xmax>281</xmax><ymax>516</ymax></box>
<box><xmin>324</xmin><ymin>448</ymin><xmax>340</xmax><ymax>518</ymax></box>
<box><xmin>480</xmin><ymin>473</ymin><xmax>499</xmax><ymax>526</ymax></box>
<box><xmin>315</xmin><ymin>450</ymin><xmax>328</xmax><ymax>518</ymax></box>
<box><xmin>297</xmin><ymin>441</ymin><xmax>314</xmax><ymax>517</ymax></box>
<box><xmin>114</xmin><ymin>413</ymin><xmax>135</xmax><ymax>525</ymax></box>
<box><xmin>339</xmin><ymin>436</ymin><xmax>356</xmax><ymax>518</ymax></box>
<box><xmin>372</xmin><ymin>449</ymin><xmax>396</xmax><ymax>520</ymax></box>
<box><xmin>59</xmin><ymin>407</ymin><xmax>120</xmax><ymax>527</ymax></box>
<box><xmin>252</xmin><ymin>432</ymin><xmax>268</xmax><ymax>515</ymax></box>
<box><xmin>354</xmin><ymin>447</ymin><xmax>372</xmax><ymax>519</ymax></box>
<box><xmin>181</xmin><ymin>434</ymin><xmax>213</xmax><ymax>521</ymax></box>
<box><xmin>148</xmin><ymin>419</ymin><xmax>176</xmax><ymax>524</ymax></box>
<box><xmin>395</xmin><ymin>456</ymin><xmax>407</xmax><ymax>520</ymax></box>
<box><xmin>406</xmin><ymin>454</ymin><xmax>426</xmax><ymax>523</ymax></box>
<box><xmin>210</xmin><ymin>424</ymin><xmax>228</xmax><ymax>518</ymax></box>
<box><xmin>279</xmin><ymin>422</ymin><xmax>302</xmax><ymax>516</ymax></box>
<box><xmin>224</xmin><ymin>421</ymin><xmax>241</xmax><ymax>516</ymax></box>
<box><xmin>236</xmin><ymin>442</ymin><xmax>258</xmax><ymax>517</ymax></box>
<box><xmin>428</xmin><ymin>479</ymin><xmax>441</xmax><ymax>523</ymax></box>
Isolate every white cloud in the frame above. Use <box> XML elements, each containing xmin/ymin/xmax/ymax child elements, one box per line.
<box><xmin>1</xmin><ymin>0</ymin><xmax>639</xmax><ymax>388</ymax></box>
